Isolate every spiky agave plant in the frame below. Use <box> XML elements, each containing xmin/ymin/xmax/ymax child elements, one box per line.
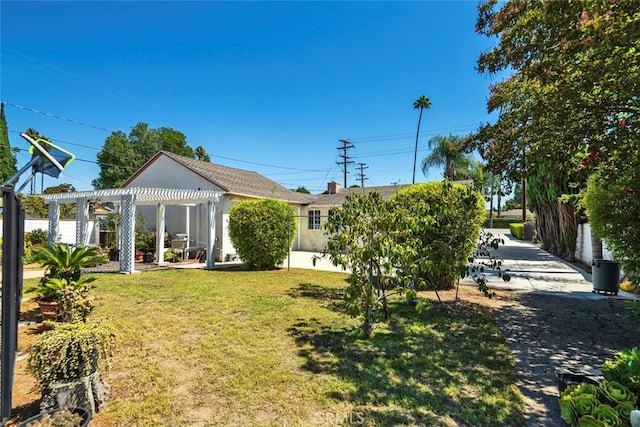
<box><xmin>27</xmin><ymin>243</ymin><xmax>107</xmax><ymax>282</ymax></box>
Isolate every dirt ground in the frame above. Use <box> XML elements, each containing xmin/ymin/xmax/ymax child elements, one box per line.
<box><xmin>6</xmin><ymin>285</ymin><xmax>637</xmax><ymax>426</ymax></box>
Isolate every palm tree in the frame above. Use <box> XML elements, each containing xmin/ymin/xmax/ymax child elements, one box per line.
<box><xmin>195</xmin><ymin>146</ymin><xmax>211</xmax><ymax>162</ymax></box>
<box><xmin>412</xmin><ymin>95</ymin><xmax>432</xmax><ymax>184</ymax></box>
<box><xmin>421</xmin><ymin>134</ymin><xmax>472</xmax><ymax>181</ymax></box>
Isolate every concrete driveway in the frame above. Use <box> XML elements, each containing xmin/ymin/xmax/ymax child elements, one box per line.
<box><xmin>468</xmin><ymin>230</ymin><xmax>636</xmax><ymax>300</ymax></box>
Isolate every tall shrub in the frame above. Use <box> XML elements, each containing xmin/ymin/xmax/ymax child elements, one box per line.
<box><xmin>228</xmin><ymin>199</ymin><xmax>297</xmax><ymax>270</ymax></box>
<box><xmin>390</xmin><ymin>181</ymin><xmax>486</xmax><ymax>290</ymax></box>
<box><xmin>584</xmin><ymin>168</ymin><xmax>640</xmax><ymax>282</ymax></box>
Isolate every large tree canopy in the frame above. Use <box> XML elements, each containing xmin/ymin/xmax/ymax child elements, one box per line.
<box><xmin>470</xmin><ymin>0</ymin><xmax>639</xmax><ymax>180</ymax></box>
<box><xmin>467</xmin><ymin>0</ymin><xmax>640</xmax><ymax>259</ymax></box>
<box><xmin>93</xmin><ymin>122</ymin><xmax>195</xmax><ymax>189</ymax></box>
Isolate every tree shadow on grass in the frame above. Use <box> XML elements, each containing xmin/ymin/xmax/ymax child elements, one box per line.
<box><xmin>287</xmin><ymin>293</ymin><xmax>525</xmax><ymax>427</ymax></box>
<box><xmin>288</xmin><ymin>282</ymin><xmax>347</xmax><ymax>313</ymax></box>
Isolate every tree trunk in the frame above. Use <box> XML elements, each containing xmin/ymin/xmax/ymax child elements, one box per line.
<box><xmin>488</xmin><ymin>186</ymin><xmax>494</xmax><ymax>228</ymax></box>
<box><xmin>363</xmin><ymin>306</ymin><xmax>372</xmax><ymax>339</ymax></box>
<box><xmin>534</xmin><ymin>200</ymin><xmax>578</xmax><ymax>262</ymax></box>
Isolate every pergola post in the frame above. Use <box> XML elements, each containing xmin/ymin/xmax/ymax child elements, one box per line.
<box><xmin>47</xmin><ymin>201</ymin><xmax>60</xmax><ymax>243</ymax></box>
<box><xmin>75</xmin><ymin>197</ymin><xmax>90</xmax><ymax>246</ymax></box>
<box><xmin>185</xmin><ymin>205</ymin><xmax>190</xmax><ymax>244</ymax></box>
<box><xmin>156</xmin><ymin>203</ymin><xmax>166</xmax><ymax>264</ymax></box>
<box><xmin>120</xmin><ymin>194</ymin><xmax>136</xmax><ymax>274</ymax></box>
<box><xmin>205</xmin><ymin>200</ymin><xmax>216</xmax><ymax>269</ymax></box>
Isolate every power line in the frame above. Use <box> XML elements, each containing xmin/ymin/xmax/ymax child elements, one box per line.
<box><xmin>346</xmin><ymin>123</ymin><xmax>481</xmax><ymax>143</ymax></box>
<box><xmin>211</xmin><ymin>154</ymin><xmax>328</xmax><ymax>172</ymax></box>
<box><xmin>8</xmin><ymin>130</ymin><xmax>101</xmax><ymax>152</ymax></box>
<box><xmin>2</xmin><ymin>101</ymin><xmax>112</xmax><ymax>132</ymax></box>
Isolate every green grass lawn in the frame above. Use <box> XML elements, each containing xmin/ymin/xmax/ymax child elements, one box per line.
<box><xmin>74</xmin><ymin>268</ymin><xmax>523</xmax><ymax>426</ymax></box>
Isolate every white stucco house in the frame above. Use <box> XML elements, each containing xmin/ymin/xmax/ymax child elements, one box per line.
<box><xmin>300</xmin><ymin>181</ymin><xmax>407</xmax><ymax>252</ymax></box>
<box><xmin>41</xmin><ymin>150</ymin><xmax>406</xmax><ymax>272</ymax></box>
<box><xmin>121</xmin><ymin>150</ymin><xmax>316</xmax><ymax>262</ymax></box>
<box><xmin>125</xmin><ymin>151</ymin><xmax>407</xmax><ymax>256</ymax></box>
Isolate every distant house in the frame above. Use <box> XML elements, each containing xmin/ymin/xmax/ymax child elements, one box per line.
<box><xmin>299</xmin><ymin>181</ymin><xmax>406</xmax><ymax>251</ymax></box>
<box><xmin>122</xmin><ymin>150</ymin><xmax>315</xmax><ymax>261</ymax></box>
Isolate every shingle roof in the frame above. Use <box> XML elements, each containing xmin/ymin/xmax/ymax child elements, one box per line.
<box><xmin>309</xmin><ymin>184</ymin><xmax>407</xmax><ymax>207</ymax></box>
<box><xmin>158</xmin><ymin>151</ymin><xmax>316</xmax><ymax>204</ymax></box>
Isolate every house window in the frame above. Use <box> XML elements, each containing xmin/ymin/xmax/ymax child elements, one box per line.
<box><xmin>308</xmin><ymin>210</ymin><xmax>321</xmax><ymax>230</ymax></box>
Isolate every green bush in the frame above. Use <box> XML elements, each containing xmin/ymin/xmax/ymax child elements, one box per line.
<box><xmin>28</xmin><ymin>320</ymin><xmax>115</xmax><ymax>390</ymax></box>
<box><xmin>484</xmin><ymin>217</ymin><xmax>535</xmax><ymax>228</ymax></box>
<box><xmin>228</xmin><ymin>199</ymin><xmax>298</xmax><ymax>270</ymax></box>
<box><xmin>585</xmin><ymin>171</ymin><xmax>640</xmax><ymax>283</ymax></box>
<box><xmin>26</xmin><ymin>228</ymin><xmax>49</xmax><ymax>246</ymax></box>
<box><xmin>510</xmin><ymin>223</ymin><xmax>525</xmax><ymax>240</ymax></box>
<box><xmin>390</xmin><ymin>181</ymin><xmax>486</xmax><ymax>290</ymax></box>
<box><xmin>24</xmin><ymin>228</ymin><xmax>49</xmax><ymax>258</ymax></box>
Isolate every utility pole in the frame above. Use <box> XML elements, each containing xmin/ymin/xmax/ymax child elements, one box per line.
<box><xmin>337</xmin><ymin>139</ymin><xmax>354</xmax><ymax>188</ymax></box>
<box><xmin>521</xmin><ymin>148</ymin><xmax>527</xmax><ymax>223</ymax></box>
<box><xmin>356</xmin><ymin>162</ymin><xmax>368</xmax><ymax>189</ymax></box>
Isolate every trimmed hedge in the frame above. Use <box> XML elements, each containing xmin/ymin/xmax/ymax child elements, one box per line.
<box><xmin>484</xmin><ymin>217</ymin><xmax>535</xmax><ymax>228</ymax></box>
<box><xmin>228</xmin><ymin>198</ymin><xmax>297</xmax><ymax>270</ymax></box>
<box><xmin>510</xmin><ymin>223</ymin><xmax>525</xmax><ymax>240</ymax></box>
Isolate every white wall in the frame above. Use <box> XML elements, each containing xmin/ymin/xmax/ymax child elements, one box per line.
<box><xmin>124</xmin><ymin>156</ymin><xmax>222</xmax><ymax>255</ymax></box>
<box><xmin>299</xmin><ymin>206</ymin><xmax>331</xmax><ymax>252</ymax></box>
<box><xmin>0</xmin><ymin>219</ymin><xmax>98</xmax><ymax>245</ymax></box>
<box><xmin>124</xmin><ymin>156</ymin><xmax>308</xmax><ymax>259</ymax></box>
<box><xmin>575</xmin><ymin>223</ymin><xmax>614</xmax><ymax>264</ymax></box>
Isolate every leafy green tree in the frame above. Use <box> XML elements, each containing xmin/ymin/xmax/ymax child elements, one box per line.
<box><xmin>412</xmin><ymin>95</ymin><xmax>432</xmax><ymax>184</ymax></box>
<box><xmin>319</xmin><ymin>192</ymin><xmax>399</xmax><ymax>339</ymax></box>
<box><xmin>20</xmin><ymin>194</ymin><xmax>48</xmax><ymax>218</ymax></box>
<box><xmin>421</xmin><ymin>134</ymin><xmax>473</xmax><ymax>181</ymax></box>
<box><xmin>228</xmin><ymin>199</ymin><xmax>297</xmax><ymax>270</ymax></box>
<box><xmin>584</xmin><ymin>159</ymin><xmax>640</xmax><ymax>282</ymax></box>
<box><xmin>93</xmin><ymin>122</ymin><xmax>195</xmax><ymax>189</ymax></box>
<box><xmin>0</xmin><ymin>102</ymin><xmax>17</xmax><ymax>184</ymax></box>
<box><xmin>503</xmin><ymin>182</ymin><xmax>523</xmax><ymax>211</ymax></box>
<box><xmin>390</xmin><ymin>181</ymin><xmax>487</xmax><ymax>296</ymax></box>
<box><xmin>467</xmin><ymin>0</ymin><xmax>640</xmax><ymax>258</ymax></box>
<box><xmin>19</xmin><ymin>184</ymin><xmax>77</xmax><ymax>219</ymax></box>
<box><xmin>92</xmin><ymin>131</ymin><xmax>137</xmax><ymax>189</ymax></box>
<box><xmin>294</xmin><ymin>186</ymin><xmax>310</xmax><ymax>194</ymax></box>
<box><xmin>195</xmin><ymin>146</ymin><xmax>211</xmax><ymax>162</ymax></box>
<box><xmin>319</xmin><ymin>182</ymin><xmax>490</xmax><ymax>338</ymax></box>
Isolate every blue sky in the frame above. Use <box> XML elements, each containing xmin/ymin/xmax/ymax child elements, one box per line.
<box><xmin>1</xmin><ymin>1</ymin><xmax>500</xmax><ymax>194</ymax></box>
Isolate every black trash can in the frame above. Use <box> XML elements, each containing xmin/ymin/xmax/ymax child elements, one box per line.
<box><xmin>592</xmin><ymin>259</ymin><xmax>620</xmax><ymax>295</ymax></box>
<box><xmin>556</xmin><ymin>372</ymin><xmax>599</xmax><ymax>395</ymax></box>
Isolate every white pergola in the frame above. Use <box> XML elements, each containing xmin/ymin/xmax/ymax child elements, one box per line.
<box><xmin>41</xmin><ymin>187</ymin><xmax>222</xmax><ymax>274</ymax></box>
